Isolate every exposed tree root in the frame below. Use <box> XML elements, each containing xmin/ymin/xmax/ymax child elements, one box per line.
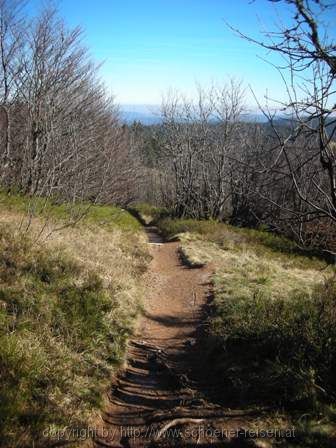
<box><xmin>154</xmin><ymin>418</ymin><xmax>205</xmax><ymax>441</ymax></box>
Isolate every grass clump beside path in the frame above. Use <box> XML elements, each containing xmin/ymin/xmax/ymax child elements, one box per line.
<box><xmin>0</xmin><ymin>192</ymin><xmax>150</xmax><ymax>447</ymax></box>
<box><xmin>156</xmin><ymin>217</ymin><xmax>336</xmax><ymax>415</ymax></box>
<box><xmin>0</xmin><ymin>190</ymin><xmax>142</xmax><ymax>232</ymax></box>
<box><xmin>155</xmin><ymin>217</ymin><xmax>326</xmax><ymax>267</ymax></box>
<box><xmin>210</xmin><ymin>273</ymin><xmax>336</xmax><ymax>407</ymax></box>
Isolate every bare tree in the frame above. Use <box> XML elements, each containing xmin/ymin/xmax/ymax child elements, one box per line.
<box><xmin>155</xmin><ymin>81</ymin><xmax>245</xmax><ymax>219</ymax></box>
<box><xmin>0</xmin><ymin>0</ymin><xmax>24</xmax><ymax>185</ymax></box>
<box><xmin>0</xmin><ymin>4</ymin><xmax>141</xmax><ymax>219</ymax></box>
<box><xmin>231</xmin><ymin>0</ymin><xmax>336</xmax><ymax>225</ymax></box>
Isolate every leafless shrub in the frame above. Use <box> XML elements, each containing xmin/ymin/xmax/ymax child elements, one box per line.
<box><xmin>0</xmin><ymin>2</ymin><xmax>140</xmax><ymax>215</ymax></box>
<box><xmin>152</xmin><ymin>81</ymin><xmax>245</xmax><ymax>219</ymax></box>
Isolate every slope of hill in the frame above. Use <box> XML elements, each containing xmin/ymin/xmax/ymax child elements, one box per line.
<box><xmin>0</xmin><ymin>192</ymin><xmax>151</xmax><ymax>447</ymax></box>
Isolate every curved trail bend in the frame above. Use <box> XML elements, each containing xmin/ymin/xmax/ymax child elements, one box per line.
<box><xmin>95</xmin><ymin>227</ymin><xmax>258</xmax><ymax>448</ymax></box>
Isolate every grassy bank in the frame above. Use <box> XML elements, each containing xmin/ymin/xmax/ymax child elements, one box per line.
<box><xmin>0</xmin><ymin>191</ymin><xmax>142</xmax><ymax>232</ymax></box>
<box><xmin>156</xmin><ymin>216</ymin><xmax>336</xmax><ymax>444</ymax></box>
<box><xmin>0</xmin><ymin>193</ymin><xmax>150</xmax><ymax>447</ymax></box>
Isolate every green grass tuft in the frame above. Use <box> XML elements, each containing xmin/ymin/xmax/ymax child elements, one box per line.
<box><xmin>208</xmin><ymin>276</ymin><xmax>336</xmax><ymax>408</ymax></box>
<box><xmin>0</xmin><ymin>190</ymin><xmax>141</xmax><ymax>232</ymax></box>
<box><xmin>0</xmin><ymin>226</ymin><xmax>142</xmax><ymax>447</ymax></box>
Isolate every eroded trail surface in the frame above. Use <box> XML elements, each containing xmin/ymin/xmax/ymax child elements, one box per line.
<box><xmin>96</xmin><ymin>228</ymin><xmax>257</xmax><ymax>448</ymax></box>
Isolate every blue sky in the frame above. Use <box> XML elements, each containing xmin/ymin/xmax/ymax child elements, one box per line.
<box><xmin>26</xmin><ymin>0</ymin><xmax>333</xmax><ymax>107</ymax></box>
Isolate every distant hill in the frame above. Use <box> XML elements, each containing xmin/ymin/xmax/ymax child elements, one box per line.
<box><xmin>120</xmin><ymin>104</ymin><xmax>161</xmax><ymax>124</ymax></box>
<box><xmin>119</xmin><ymin>105</ymin><xmax>302</xmax><ymax>126</ymax></box>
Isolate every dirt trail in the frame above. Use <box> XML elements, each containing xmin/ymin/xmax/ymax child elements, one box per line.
<box><xmin>95</xmin><ymin>227</ymin><xmax>260</xmax><ymax>448</ymax></box>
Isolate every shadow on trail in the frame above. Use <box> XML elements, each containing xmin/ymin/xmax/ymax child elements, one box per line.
<box><xmin>95</xmin><ymin>225</ymin><xmax>290</xmax><ymax>447</ymax></box>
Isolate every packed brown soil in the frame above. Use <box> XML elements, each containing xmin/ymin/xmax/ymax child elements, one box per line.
<box><xmin>95</xmin><ymin>228</ymin><xmax>272</xmax><ymax>448</ymax></box>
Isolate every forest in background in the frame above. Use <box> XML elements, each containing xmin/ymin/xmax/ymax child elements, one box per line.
<box><xmin>1</xmin><ymin>0</ymin><xmax>335</xmax><ymax>257</ymax></box>
<box><xmin>130</xmin><ymin>0</ymin><xmax>335</xmax><ymax>261</ymax></box>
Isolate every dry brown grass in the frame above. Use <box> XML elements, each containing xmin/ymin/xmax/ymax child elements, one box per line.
<box><xmin>0</xmin><ymin>208</ymin><xmax>150</xmax><ymax>289</ymax></box>
<box><xmin>178</xmin><ymin>232</ymin><xmax>329</xmax><ymax>300</ymax></box>
<box><xmin>0</xmin><ymin>201</ymin><xmax>151</xmax><ymax>447</ymax></box>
